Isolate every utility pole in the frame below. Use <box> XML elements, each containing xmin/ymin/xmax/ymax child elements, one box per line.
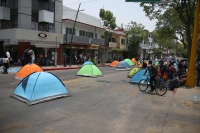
<box><xmin>70</xmin><ymin>3</ymin><xmax>81</xmax><ymax>66</ymax></box>
<box><xmin>186</xmin><ymin>0</ymin><xmax>200</xmax><ymax>87</ymax></box>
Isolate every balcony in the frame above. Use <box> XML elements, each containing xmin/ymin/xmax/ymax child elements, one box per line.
<box><xmin>64</xmin><ymin>34</ymin><xmax>105</xmax><ymax>45</ymax></box>
<box><xmin>140</xmin><ymin>44</ymin><xmax>151</xmax><ymax>49</ymax></box>
<box><xmin>39</xmin><ymin>10</ymin><xmax>54</xmax><ymax>23</ymax></box>
<box><xmin>0</xmin><ymin>6</ymin><xmax>10</xmax><ymax>20</ymax></box>
<box><xmin>109</xmin><ymin>42</ymin><xmax>117</xmax><ymax>48</ymax></box>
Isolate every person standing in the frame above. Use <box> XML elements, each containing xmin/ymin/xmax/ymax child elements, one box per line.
<box><xmin>94</xmin><ymin>54</ymin><xmax>98</xmax><ymax>65</ymax></box>
<box><xmin>2</xmin><ymin>55</ymin><xmax>9</xmax><ymax>74</ymax></box>
<box><xmin>79</xmin><ymin>53</ymin><xmax>83</xmax><ymax>64</ymax></box>
<box><xmin>63</xmin><ymin>53</ymin><xmax>68</xmax><ymax>67</ymax></box>
<box><xmin>6</xmin><ymin>50</ymin><xmax>10</xmax><ymax>60</ymax></box>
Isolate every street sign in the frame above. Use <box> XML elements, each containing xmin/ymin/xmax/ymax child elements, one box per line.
<box><xmin>126</xmin><ymin>0</ymin><xmax>172</xmax><ymax>2</ymax></box>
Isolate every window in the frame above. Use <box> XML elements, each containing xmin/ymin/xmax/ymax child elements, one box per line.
<box><xmin>38</xmin><ymin>22</ymin><xmax>49</xmax><ymax>32</ymax></box>
<box><xmin>121</xmin><ymin>39</ymin><xmax>125</xmax><ymax>45</ymax></box>
<box><xmin>32</xmin><ymin>0</ymin><xmax>54</xmax><ymax>22</ymax></box>
<box><xmin>112</xmin><ymin>38</ymin><xmax>116</xmax><ymax>43</ymax></box>
<box><xmin>86</xmin><ymin>32</ymin><xmax>94</xmax><ymax>38</ymax></box>
<box><xmin>66</xmin><ymin>27</ymin><xmax>75</xmax><ymax>35</ymax></box>
<box><xmin>79</xmin><ymin>30</ymin><xmax>85</xmax><ymax>36</ymax></box>
<box><xmin>0</xmin><ymin>20</ymin><xmax>10</xmax><ymax>29</ymax></box>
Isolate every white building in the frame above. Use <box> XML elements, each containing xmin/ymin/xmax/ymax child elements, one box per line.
<box><xmin>62</xmin><ymin>6</ymin><xmax>105</xmax><ymax>64</ymax></box>
<box><xmin>140</xmin><ymin>32</ymin><xmax>158</xmax><ymax>60</ymax></box>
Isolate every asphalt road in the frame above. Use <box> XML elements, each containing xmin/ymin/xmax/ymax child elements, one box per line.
<box><xmin>0</xmin><ymin>67</ymin><xmax>199</xmax><ymax>133</ymax></box>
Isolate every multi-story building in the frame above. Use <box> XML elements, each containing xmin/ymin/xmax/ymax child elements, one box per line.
<box><xmin>62</xmin><ymin>6</ymin><xmax>105</xmax><ymax>64</ymax></box>
<box><xmin>0</xmin><ymin>0</ymin><xmax>63</xmax><ymax>65</ymax></box>
<box><xmin>107</xmin><ymin>29</ymin><xmax>127</xmax><ymax>61</ymax></box>
<box><xmin>139</xmin><ymin>32</ymin><xmax>159</xmax><ymax>60</ymax></box>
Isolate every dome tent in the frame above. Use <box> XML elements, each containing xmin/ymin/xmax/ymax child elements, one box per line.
<box><xmin>132</xmin><ymin>58</ymin><xmax>137</xmax><ymax>65</ymax></box>
<box><xmin>14</xmin><ymin>63</ymin><xmax>43</xmax><ymax>80</ymax></box>
<box><xmin>82</xmin><ymin>61</ymin><xmax>94</xmax><ymax>66</ymax></box>
<box><xmin>110</xmin><ymin>60</ymin><xmax>119</xmax><ymax>67</ymax></box>
<box><xmin>116</xmin><ymin>61</ymin><xmax>131</xmax><ymax>70</ymax></box>
<box><xmin>11</xmin><ymin>72</ymin><xmax>70</xmax><ymax>105</ymax></box>
<box><xmin>128</xmin><ymin>67</ymin><xmax>141</xmax><ymax>78</ymax></box>
<box><xmin>130</xmin><ymin>69</ymin><xmax>149</xmax><ymax>83</ymax></box>
<box><xmin>76</xmin><ymin>64</ymin><xmax>103</xmax><ymax>77</ymax></box>
<box><xmin>124</xmin><ymin>58</ymin><xmax>134</xmax><ymax>66</ymax></box>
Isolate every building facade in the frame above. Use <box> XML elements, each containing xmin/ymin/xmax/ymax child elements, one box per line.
<box><xmin>108</xmin><ymin>29</ymin><xmax>127</xmax><ymax>61</ymax></box>
<box><xmin>0</xmin><ymin>0</ymin><xmax>63</xmax><ymax>65</ymax></box>
<box><xmin>62</xmin><ymin>6</ymin><xmax>105</xmax><ymax>64</ymax></box>
<box><xmin>139</xmin><ymin>32</ymin><xmax>159</xmax><ymax>60</ymax></box>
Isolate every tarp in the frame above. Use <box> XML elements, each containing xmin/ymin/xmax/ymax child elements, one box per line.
<box><xmin>11</xmin><ymin>72</ymin><xmax>70</xmax><ymax>105</ymax></box>
<box><xmin>132</xmin><ymin>58</ymin><xmax>137</xmax><ymax>65</ymax></box>
<box><xmin>116</xmin><ymin>61</ymin><xmax>130</xmax><ymax>70</ymax></box>
<box><xmin>110</xmin><ymin>60</ymin><xmax>119</xmax><ymax>67</ymax></box>
<box><xmin>124</xmin><ymin>59</ymin><xmax>134</xmax><ymax>66</ymax></box>
<box><xmin>130</xmin><ymin>69</ymin><xmax>149</xmax><ymax>83</ymax></box>
<box><xmin>77</xmin><ymin>64</ymin><xmax>103</xmax><ymax>77</ymax></box>
<box><xmin>82</xmin><ymin>61</ymin><xmax>93</xmax><ymax>66</ymax></box>
<box><xmin>14</xmin><ymin>64</ymin><xmax>43</xmax><ymax>80</ymax></box>
<box><xmin>128</xmin><ymin>67</ymin><xmax>141</xmax><ymax>78</ymax></box>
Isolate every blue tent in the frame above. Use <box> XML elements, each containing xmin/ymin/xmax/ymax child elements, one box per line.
<box><xmin>82</xmin><ymin>61</ymin><xmax>93</xmax><ymax>66</ymax></box>
<box><xmin>130</xmin><ymin>69</ymin><xmax>149</xmax><ymax>83</ymax></box>
<box><xmin>11</xmin><ymin>72</ymin><xmax>70</xmax><ymax>105</ymax></box>
<box><xmin>116</xmin><ymin>61</ymin><xmax>130</xmax><ymax>70</ymax></box>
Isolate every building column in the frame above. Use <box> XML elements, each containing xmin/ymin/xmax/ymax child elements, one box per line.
<box><xmin>18</xmin><ymin>42</ymin><xmax>31</xmax><ymax>60</ymax></box>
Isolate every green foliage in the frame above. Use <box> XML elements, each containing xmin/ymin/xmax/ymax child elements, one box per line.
<box><xmin>126</xmin><ymin>21</ymin><xmax>146</xmax><ymax>58</ymax></box>
<box><xmin>152</xmin><ymin>48</ymin><xmax>162</xmax><ymax>58</ymax></box>
<box><xmin>99</xmin><ymin>8</ymin><xmax>117</xmax><ymax>30</ymax></box>
<box><xmin>140</xmin><ymin>0</ymin><xmax>196</xmax><ymax>58</ymax></box>
<box><xmin>111</xmin><ymin>48</ymin><xmax>124</xmax><ymax>59</ymax></box>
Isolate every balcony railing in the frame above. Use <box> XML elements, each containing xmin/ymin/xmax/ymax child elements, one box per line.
<box><xmin>64</xmin><ymin>34</ymin><xmax>105</xmax><ymax>45</ymax></box>
<box><xmin>140</xmin><ymin>44</ymin><xmax>151</xmax><ymax>49</ymax></box>
<box><xmin>109</xmin><ymin>42</ymin><xmax>117</xmax><ymax>48</ymax></box>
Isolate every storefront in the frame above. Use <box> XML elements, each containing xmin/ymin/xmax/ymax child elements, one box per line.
<box><xmin>0</xmin><ymin>29</ymin><xmax>63</xmax><ymax>65</ymax></box>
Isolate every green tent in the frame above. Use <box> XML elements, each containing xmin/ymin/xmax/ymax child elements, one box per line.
<box><xmin>128</xmin><ymin>67</ymin><xmax>141</xmax><ymax>78</ymax></box>
<box><xmin>155</xmin><ymin>61</ymin><xmax>159</xmax><ymax>66</ymax></box>
<box><xmin>124</xmin><ymin>59</ymin><xmax>134</xmax><ymax>66</ymax></box>
<box><xmin>76</xmin><ymin>64</ymin><xmax>103</xmax><ymax>77</ymax></box>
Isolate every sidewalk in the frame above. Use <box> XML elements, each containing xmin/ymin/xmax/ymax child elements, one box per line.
<box><xmin>41</xmin><ymin>63</ymin><xmax>110</xmax><ymax>71</ymax></box>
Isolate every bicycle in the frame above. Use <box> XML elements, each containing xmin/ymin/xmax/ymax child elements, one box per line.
<box><xmin>138</xmin><ymin>75</ymin><xmax>168</xmax><ymax>96</ymax></box>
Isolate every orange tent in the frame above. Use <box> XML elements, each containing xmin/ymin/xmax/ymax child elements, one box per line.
<box><xmin>110</xmin><ymin>60</ymin><xmax>119</xmax><ymax>67</ymax></box>
<box><xmin>131</xmin><ymin>58</ymin><xmax>137</xmax><ymax>65</ymax></box>
<box><xmin>15</xmin><ymin>64</ymin><xmax>43</xmax><ymax>79</ymax></box>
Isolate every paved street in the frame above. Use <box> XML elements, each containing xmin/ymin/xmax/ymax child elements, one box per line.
<box><xmin>0</xmin><ymin>66</ymin><xmax>200</xmax><ymax>133</ymax></box>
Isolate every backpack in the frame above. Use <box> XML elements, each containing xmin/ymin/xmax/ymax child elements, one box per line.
<box><xmin>150</xmin><ymin>64</ymin><xmax>158</xmax><ymax>76</ymax></box>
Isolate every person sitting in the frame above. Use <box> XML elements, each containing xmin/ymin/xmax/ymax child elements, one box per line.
<box><xmin>180</xmin><ymin>72</ymin><xmax>187</xmax><ymax>86</ymax></box>
<box><xmin>169</xmin><ymin>73</ymin><xmax>180</xmax><ymax>91</ymax></box>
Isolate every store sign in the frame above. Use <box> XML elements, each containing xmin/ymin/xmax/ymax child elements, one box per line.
<box><xmin>37</xmin><ymin>32</ymin><xmax>48</xmax><ymax>39</ymax></box>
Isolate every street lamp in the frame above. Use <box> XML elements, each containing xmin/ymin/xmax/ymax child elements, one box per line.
<box><xmin>69</xmin><ymin>3</ymin><xmax>85</xmax><ymax>66</ymax></box>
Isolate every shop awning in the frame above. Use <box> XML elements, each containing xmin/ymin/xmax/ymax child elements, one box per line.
<box><xmin>88</xmin><ymin>44</ymin><xmax>99</xmax><ymax>50</ymax></box>
<box><xmin>65</xmin><ymin>45</ymin><xmax>87</xmax><ymax>49</ymax></box>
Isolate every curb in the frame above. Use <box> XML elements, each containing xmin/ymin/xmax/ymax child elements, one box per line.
<box><xmin>42</xmin><ymin>65</ymin><xmax>110</xmax><ymax>71</ymax></box>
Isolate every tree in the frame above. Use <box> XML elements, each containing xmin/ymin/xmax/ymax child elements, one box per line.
<box><xmin>140</xmin><ymin>0</ymin><xmax>196</xmax><ymax>59</ymax></box>
<box><xmin>99</xmin><ymin>9</ymin><xmax>117</xmax><ymax>45</ymax></box>
<box><xmin>155</xmin><ymin>8</ymin><xmax>187</xmax><ymax>49</ymax></box>
<box><xmin>99</xmin><ymin>9</ymin><xmax>117</xmax><ymax>63</ymax></box>
<box><xmin>126</xmin><ymin>21</ymin><xmax>146</xmax><ymax>58</ymax></box>
<box><xmin>111</xmin><ymin>48</ymin><xmax>124</xmax><ymax>60</ymax></box>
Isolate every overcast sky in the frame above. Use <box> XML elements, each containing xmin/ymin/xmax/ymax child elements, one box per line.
<box><xmin>63</xmin><ymin>0</ymin><xmax>157</xmax><ymax>32</ymax></box>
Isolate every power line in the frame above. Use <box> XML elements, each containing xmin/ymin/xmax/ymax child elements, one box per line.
<box><xmin>64</xmin><ymin>0</ymin><xmax>98</xmax><ymax>6</ymax></box>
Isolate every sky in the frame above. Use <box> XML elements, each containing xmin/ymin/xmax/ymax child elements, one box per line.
<box><xmin>63</xmin><ymin>0</ymin><xmax>157</xmax><ymax>32</ymax></box>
